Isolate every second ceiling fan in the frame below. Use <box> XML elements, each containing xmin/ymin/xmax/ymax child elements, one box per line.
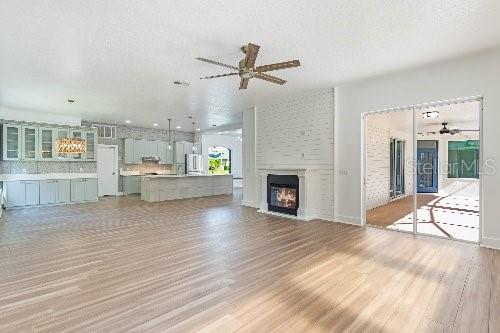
<box><xmin>196</xmin><ymin>43</ymin><xmax>300</xmax><ymax>90</ymax></box>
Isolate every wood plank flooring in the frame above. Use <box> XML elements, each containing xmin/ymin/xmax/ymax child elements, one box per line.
<box><xmin>0</xmin><ymin>189</ymin><xmax>498</xmax><ymax>332</ymax></box>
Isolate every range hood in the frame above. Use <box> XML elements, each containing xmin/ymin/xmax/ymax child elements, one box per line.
<box><xmin>142</xmin><ymin>156</ymin><xmax>160</xmax><ymax>164</ymax></box>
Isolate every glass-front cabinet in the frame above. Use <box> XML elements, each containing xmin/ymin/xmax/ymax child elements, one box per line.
<box><xmin>84</xmin><ymin>131</ymin><xmax>97</xmax><ymax>161</ymax></box>
<box><xmin>39</xmin><ymin>127</ymin><xmax>54</xmax><ymax>160</ymax></box>
<box><xmin>2</xmin><ymin>124</ymin><xmax>22</xmax><ymax>160</ymax></box>
<box><xmin>54</xmin><ymin>128</ymin><xmax>69</xmax><ymax>160</ymax></box>
<box><xmin>21</xmin><ymin>126</ymin><xmax>39</xmax><ymax>160</ymax></box>
<box><xmin>69</xmin><ymin>129</ymin><xmax>83</xmax><ymax>160</ymax></box>
<box><xmin>2</xmin><ymin>124</ymin><xmax>97</xmax><ymax>162</ymax></box>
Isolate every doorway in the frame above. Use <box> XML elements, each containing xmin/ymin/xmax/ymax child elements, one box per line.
<box><xmin>97</xmin><ymin>144</ymin><xmax>118</xmax><ymax>196</ymax></box>
<box><xmin>362</xmin><ymin>97</ymin><xmax>482</xmax><ymax>243</ymax></box>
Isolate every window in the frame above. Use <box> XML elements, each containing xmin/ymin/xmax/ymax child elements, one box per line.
<box><xmin>93</xmin><ymin>124</ymin><xmax>116</xmax><ymax>139</ymax></box>
<box><xmin>208</xmin><ymin>146</ymin><xmax>231</xmax><ymax>175</ymax></box>
<box><xmin>448</xmin><ymin>140</ymin><xmax>479</xmax><ymax>178</ymax></box>
<box><xmin>390</xmin><ymin>138</ymin><xmax>405</xmax><ymax>198</ymax></box>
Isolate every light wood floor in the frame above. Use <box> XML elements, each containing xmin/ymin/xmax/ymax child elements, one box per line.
<box><xmin>0</xmin><ymin>189</ymin><xmax>498</xmax><ymax>332</ymax></box>
<box><xmin>366</xmin><ymin>195</ymin><xmax>436</xmax><ymax>227</ymax></box>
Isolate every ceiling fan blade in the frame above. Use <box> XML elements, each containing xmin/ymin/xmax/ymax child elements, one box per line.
<box><xmin>244</xmin><ymin>43</ymin><xmax>260</xmax><ymax>69</ymax></box>
<box><xmin>458</xmin><ymin>129</ymin><xmax>479</xmax><ymax>132</ymax></box>
<box><xmin>200</xmin><ymin>72</ymin><xmax>239</xmax><ymax>80</ymax></box>
<box><xmin>196</xmin><ymin>57</ymin><xmax>239</xmax><ymax>70</ymax></box>
<box><xmin>239</xmin><ymin>78</ymin><xmax>249</xmax><ymax>90</ymax></box>
<box><xmin>254</xmin><ymin>72</ymin><xmax>286</xmax><ymax>85</ymax></box>
<box><xmin>255</xmin><ymin>60</ymin><xmax>301</xmax><ymax>73</ymax></box>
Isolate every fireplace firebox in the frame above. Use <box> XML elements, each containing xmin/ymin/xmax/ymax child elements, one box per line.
<box><xmin>267</xmin><ymin>174</ymin><xmax>299</xmax><ymax>216</ymax></box>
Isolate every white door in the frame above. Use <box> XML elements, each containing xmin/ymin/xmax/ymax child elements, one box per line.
<box><xmin>97</xmin><ymin>145</ymin><xmax>118</xmax><ymax>196</ymax></box>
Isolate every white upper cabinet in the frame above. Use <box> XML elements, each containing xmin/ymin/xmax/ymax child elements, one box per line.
<box><xmin>21</xmin><ymin>126</ymin><xmax>39</xmax><ymax>160</ymax></box>
<box><xmin>2</xmin><ymin>124</ymin><xmax>21</xmax><ymax>160</ymax></box>
<box><xmin>39</xmin><ymin>127</ymin><xmax>54</xmax><ymax>160</ymax></box>
<box><xmin>2</xmin><ymin>124</ymin><xmax>97</xmax><ymax>162</ymax></box>
<box><xmin>69</xmin><ymin>129</ymin><xmax>84</xmax><ymax>160</ymax></box>
<box><xmin>84</xmin><ymin>131</ymin><xmax>97</xmax><ymax>161</ymax></box>
<box><xmin>53</xmin><ymin>128</ymin><xmax>69</xmax><ymax>160</ymax></box>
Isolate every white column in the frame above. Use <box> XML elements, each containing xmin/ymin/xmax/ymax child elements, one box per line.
<box><xmin>242</xmin><ymin>107</ymin><xmax>257</xmax><ymax>207</ymax></box>
<box><xmin>297</xmin><ymin>170</ymin><xmax>307</xmax><ymax>219</ymax></box>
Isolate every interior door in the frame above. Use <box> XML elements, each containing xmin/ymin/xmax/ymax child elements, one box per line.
<box><xmin>97</xmin><ymin>145</ymin><xmax>118</xmax><ymax>196</ymax></box>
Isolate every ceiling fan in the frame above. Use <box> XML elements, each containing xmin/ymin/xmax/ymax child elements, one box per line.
<box><xmin>420</xmin><ymin>122</ymin><xmax>479</xmax><ymax>135</ymax></box>
<box><xmin>196</xmin><ymin>43</ymin><xmax>300</xmax><ymax>90</ymax></box>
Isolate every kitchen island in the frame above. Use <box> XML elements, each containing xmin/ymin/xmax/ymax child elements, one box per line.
<box><xmin>140</xmin><ymin>174</ymin><xmax>233</xmax><ymax>202</ymax></box>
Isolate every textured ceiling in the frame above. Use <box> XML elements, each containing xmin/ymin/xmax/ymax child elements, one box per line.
<box><xmin>1</xmin><ymin>1</ymin><xmax>499</xmax><ymax>130</ymax></box>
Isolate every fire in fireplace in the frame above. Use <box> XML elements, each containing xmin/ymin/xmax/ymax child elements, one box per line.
<box><xmin>267</xmin><ymin>174</ymin><xmax>299</xmax><ymax>216</ymax></box>
<box><xmin>270</xmin><ymin>185</ymin><xmax>297</xmax><ymax>208</ymax></box>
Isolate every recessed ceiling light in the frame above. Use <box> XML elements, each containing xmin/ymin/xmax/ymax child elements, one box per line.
<box><xmin>153</xmin><ymin>123</ymin><xmax>159</xmax><ymax>127</ymax></box>
<box><xmin>125</xmin><ymin>120</ymin><xmax>131</xmax><ymax>124</ymax></box>
<box><xmin>67</xmin><ymin>99</ymin><xmax>75</xmax><ymax>103</ymax></box>
<box><xmin>423</xmin><ymin>111</ymin><xmax>439</xmax><ymax>119</ymax></box>
<box><xmin>176</xmin><ymin>125</ymin><xmax>181</xmax><ymax>129</ymax></box>
<box><xmin>196</xmin><ymin>128</ymin><xmax>201</xmax><ymax>131</ymax></box>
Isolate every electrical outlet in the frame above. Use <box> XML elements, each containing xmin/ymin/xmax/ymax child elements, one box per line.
<box><xmin>339</xmin><ymin>169</ymin><xmax>349</xmax><ymax>176</ymax></box>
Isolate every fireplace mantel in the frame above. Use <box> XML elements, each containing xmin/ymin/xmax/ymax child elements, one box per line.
<box><xmin>257</xmin><ymin>167</ymin><xmax>318</xmax><ymax>220</ymax></box>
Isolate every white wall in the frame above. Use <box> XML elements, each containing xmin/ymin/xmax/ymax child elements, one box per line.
<box><xmin>201</xmin><ymin>133</ymin><xmax>242</xmax><ymax>178</ymax></box>
<box><xmin>256</xmin><ymin>90</ymin><xmax>334</xmax><ymax>168</ymax></box>
<box><xmin>365</xmin><ymin>124</ymin><xmax>390</xmax><ymax>209</ymax></box>
<box><xmin>242</xmin><ymin>107</ymin><xmax>257</xmax><ymax>207</ymax></box>
<box><xmin>335</xmin><ymin>48</ymin><xmax>500</xmax><ymax>249</ymax></box>
<box><xmin>0</xmin><ymin>105</ymin><xmax>81</xmax><ymax>126</ymax></box>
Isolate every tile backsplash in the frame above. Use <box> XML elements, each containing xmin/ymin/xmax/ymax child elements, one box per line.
<box><xmin>0</xmin><ymin>160</ymin><xmax>97</xmax><ymax>174</ymax></box>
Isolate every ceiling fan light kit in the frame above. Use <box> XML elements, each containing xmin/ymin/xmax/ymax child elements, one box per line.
<box><xmin>196</xmin><ymin>43</ymin><xmax>301</xmax><ymax>90</ymax></box>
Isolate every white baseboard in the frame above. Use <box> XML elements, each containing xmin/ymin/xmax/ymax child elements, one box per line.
<box><xmin>334</xmin><ymin>215</ymin><xmax>363</xmax><ymax>226</ymax></box>
<box><xmin>241</xmin><ymin>200</ymin><xmax>259</xmax><ymax>208</ymax></box>
<box><xmin>481</xmin><ymin>237</ymin><xmax>500</xmax><ymax>251</ymax></box>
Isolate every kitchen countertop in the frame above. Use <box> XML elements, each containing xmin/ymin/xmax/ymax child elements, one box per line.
<box><xmin>120</xmin><ymin>170</ymin><xmax>175</xmax><ymax>176</ymax></box>
<box><xmin>0</xmin><ymin>173</ymin><xmax>98</xmax><ymax>181</ymax></box>
<box><xmin>141</xmin><ymin>174</ymin><xmax>232</xmax><ymax>179</ymax></box>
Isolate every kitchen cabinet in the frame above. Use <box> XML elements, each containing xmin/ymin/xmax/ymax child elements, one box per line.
<box><xmin>21</xmin><ymin>126</ymin><xmax>39</xmax><ymax>160</ymax></box>
<box><xmin>123</xmin><ymin>176</ymin><xmax>141</xmax><ymax>195</ymax></box>
<box><xmin>54</xmin><ymin>128</ymin><xmax>69</xmax><ymax>160</ymax></box>
<box><xmin>39</xmin><ymin>127</ymin><xmax>55</xmax><ymax>160</ymax></box>
<box><xmin>40</xmin><ymin>180</ymin><xmax>58</xmax><ymax>204</ymax></box>
<box><xmin>69</xmin><ymin>130</ymin><xmax>84</xmax><ymax>160</ymax></box>
<box><xmin>57</xmin><ymin>179</ymin><xmax>71</xmax><ymax>203</ymax></box>
<box><xmin>174</xmin><ymin>141</ymin><xmax>193</xmax><ymax>164</ymax></box>
<box><xmin>2</xmin><ymin>124</ymin><xmax>22</xmax><ymax>160</ymax></box>
<box><xmin>124</xmin><ymin>139</ymin><xmax>135</xmax><ymax>164</ymax></box>
<box><xmin>5</xmin><ymin>181</ymin><xmax>40</xmax><ymax>207</ymax></box>
<box><xmin>71</xmin><ymin>178</ymin><xmax>98</xmax><ymax>202</ymax></box>
<box><xmin>84</xmin><ymin>131</ymin><xmax>97</xmax><ymax>161</ymax></box>
<box><xmin>124</xmin><ymin>139</ymin><xmax>173</xmax><ymax>165</ymax></box>
<box><xmin>40</xmin><ymin>179</ymin><xmax>71</xmax><ymax>204</ymax></box>
<box><xmin>157</xmin><ymin>141</ymin><xmax>168</xmax><ymax>164</ymax></box>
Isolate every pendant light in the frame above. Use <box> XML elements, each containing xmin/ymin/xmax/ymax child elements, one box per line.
<box><xmin>192</xmin><ymin>122</ymin><xmax>196</xmax><ymax>152</ymax></box>
<box><xmin>56</xmin><ymin>137</ymin><xmax>86</xmax><ymax>154</ymax></box>
<box><xmin>167</xmin><ymin>118</ymin><xmax>172</xmax><ymax>150</ymax></box>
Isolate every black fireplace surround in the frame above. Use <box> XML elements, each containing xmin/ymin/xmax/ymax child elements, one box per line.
<box><xmin>267</xmin><ymin>174</ymin><xmax>299</xmax><ymax>216</ymax></box>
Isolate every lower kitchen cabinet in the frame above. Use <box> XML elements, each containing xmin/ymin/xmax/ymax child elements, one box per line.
<box><xmin>39</xmin><ymin>179</ymin><xmax>71</xmax><ymax>204</ymax></box>
<box><xmin>71</xmin><ymin>178</ymin><xmax>98</xmax><ymax>202</ymax></box>
<box><xmin>123</xmin><ymin>176</ymin><xmax>141</xmax><ymax>195</ymax></box>
<box><xmin>3</xmin><ymin>178</ymin><xmax>96</xmax><ymax>209</ymax></box>
<box><xmin>5</xmin><ymin>181</ymin><xmax>40</xmax><ymax>208</ymax></box>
